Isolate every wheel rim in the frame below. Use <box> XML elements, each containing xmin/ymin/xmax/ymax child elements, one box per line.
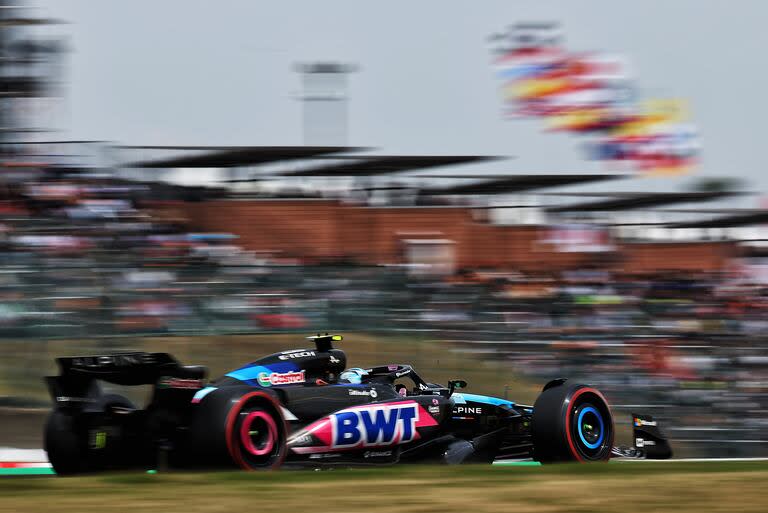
<box><xmin>569</xmin><ymin>399</ymin><xmax>611</xmax><ymax>460</ymax></box>
<box><xmin>239</xmin><ymin>411</ymin><xmax>277</xmax><ymax>457</ymax></box>
<box><xmin>576</xmin><ymin>405</ymin><xmax>604</xmax><ymax>449</ymax></box>
<box><xmin>225</xmin><ymin>392</ymin><xmax>287</xmax><ymax>470</ymax></box>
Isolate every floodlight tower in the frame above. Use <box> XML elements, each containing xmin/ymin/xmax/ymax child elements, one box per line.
<box><xmin>0</xmin><ymin>1</ymin><xmax>65</xmax><ymax>153</ymax></box>
<box><xmin>295</xmin><ymin>62</ymin><xmax>357</xmax><ymax>146</ymax></box>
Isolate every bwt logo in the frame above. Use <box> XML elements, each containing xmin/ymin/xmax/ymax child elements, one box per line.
<box><xmin>332</xmin><ymin>404</ymin><xmax>419</xmax><ymax>448</ymax></box>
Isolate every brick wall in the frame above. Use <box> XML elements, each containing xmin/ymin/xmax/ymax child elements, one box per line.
<box><xmin>344</xmin><ymin>206</ymin><xmax>474</xmax><ymax>265</ymax></box>
<box><xmin>616</xmin><ymin>241</ymin><xmax>737</xmax><ymax>273</ymax></box>
<box><xmin>145</xmin><ymin>199</ymin><xmax>736</xmax><ymax>273</ymax></box>
<box><xmin>171</xmin><ymin>199</ymin><xmax>344</xmax><ymax>260</ymax></box>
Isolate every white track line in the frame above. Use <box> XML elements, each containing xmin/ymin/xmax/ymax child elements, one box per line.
<box><xmin>0</xmin><ymin>448</ymin><xmax>47</xmax><ymax>463</ymax></box>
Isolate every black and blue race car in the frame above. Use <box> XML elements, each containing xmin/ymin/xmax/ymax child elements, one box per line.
<box><xmin>43</xmin><ymin>334</ymin><xmax>671</xmax><ymax>474</ymax></box>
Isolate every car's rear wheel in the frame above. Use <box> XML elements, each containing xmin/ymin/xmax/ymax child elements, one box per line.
<box><xmin>44</xmin><ymin>409</ymin><xmax>86</xmax><ymax>475</ymax></box>
<box><xmin>532</xmin><ymin>381</ymin><xmax>613</xmax><ymax>463</ymax></box>
<box><xmin>44</xmin><ymin>393</ymin><xmax>136</xmax><ymax>475</ymax></box>
<box><xmin>225</xmin><ymin>392</ymin><xmax>287</xmax><ymax>470</ymax></box>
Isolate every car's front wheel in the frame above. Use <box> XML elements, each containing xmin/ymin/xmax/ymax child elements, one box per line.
<box><xmin>531</xmin><ymin>381</ymin><xmax>613</xmax><ymax>463</ymax></box>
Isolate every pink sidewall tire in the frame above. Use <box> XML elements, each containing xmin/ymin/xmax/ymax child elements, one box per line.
<box><xmin>224</xmin><ymin>391</ymin><xmax>287</xmax><ymax>470</ymax></box>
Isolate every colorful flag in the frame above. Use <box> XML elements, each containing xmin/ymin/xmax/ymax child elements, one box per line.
<box><xmin>489</xmin><ymin>23</ymin><xmax>700</xmax><ymax>175</ymax></box>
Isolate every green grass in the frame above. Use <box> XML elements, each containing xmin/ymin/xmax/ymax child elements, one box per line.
<box><xmin>0</xmin><ymin>462</ymin><xmax>766</xmax><ymax>513</ymax></box>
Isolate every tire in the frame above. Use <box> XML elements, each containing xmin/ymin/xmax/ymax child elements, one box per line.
<box><xmin>44</xmin><ymin>409</ymin><xmax>86</xmax><ymax>475</ymax></box>
<box><xmin>186</xmin><ymin>388</ymin><xmax>287</xmax><ymax>471</ymax></box>
<box><xmin>224</xmin><ymin>392</ymin><xmax>287</xmax><ymax>470</ymax></box>
<box><xmin>532</xmin><ymin>382</ymin><xmax>613</xmax><ymax>463</ymax></box>
<box><xmin>44</xmin><ymin>393</ymin><xmax>136</xmax><ymax>475</ymax></box>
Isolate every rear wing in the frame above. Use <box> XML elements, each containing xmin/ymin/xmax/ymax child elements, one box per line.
<box><xmin>54</xmin><ymin>352</ymin><xmax>197</xmax><ymax>385</ymax></box>
<box><xmin>45</xmin><ymin>352</ymin><xmax>207</xmax><ymax>409</ymax></box>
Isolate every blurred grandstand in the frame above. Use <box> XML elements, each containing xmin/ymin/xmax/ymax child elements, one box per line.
<box><xmin>1</xmin><ymin>143</ymin><xmax>767</xmax><ymax>458</ymax></box>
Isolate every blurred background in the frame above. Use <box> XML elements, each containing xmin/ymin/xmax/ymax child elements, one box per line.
<box><xmin>1</xmin><ymin>0</ymin><xmax>768</xmax><ymax>460</ymax></box>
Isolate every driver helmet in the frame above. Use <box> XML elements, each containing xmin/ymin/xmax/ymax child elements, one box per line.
<box><xmin>339</xmin><ymin>367</ymin><xmax>369</xmax><ymax>385</ymax></box>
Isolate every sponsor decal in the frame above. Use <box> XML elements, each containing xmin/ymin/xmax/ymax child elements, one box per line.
<box><xmin>432</xmin><ymin>398</ymin><xmax>439</xmax><ymax>405</ymax></box>
<box><xmin>290</xmin><ymin>433</ymin><xmax>314</xmax><ymax>446</ymax></box>
<box><xmin>55</xmin><ymin>396</ymin><xmax>93</xmax><ymax>404</ymax></box>
<box><xmin>394</xmin><ymin>369</ymin><xmax>411</xmax><ymax>378</ymax></box>
<box><xmin>418</xmin><ymin>383</ymin><xmax>429</xmax><ymax>391</ymax></box>
<box><xmin>257</xmin><ymin>370</ymin><xmax>306</xmax><ymax>387</ymax></box>
<box><xmin>387</xmin><ymin>365</ymin><xmax>399</xmax><ymax>371</ymax></box>
<box><xmin>634</xmin><ymin>417</ymin><xmax>657</xmax><ymax>427</ymax></box>
<box><xmin>158</xmin><ymin>377</ymin><xmax>205</xmax><ymax>389</ymax></box>
<box><xmin>333</xmin><ymin>404</ymin><xmax>419</xmax><ymax>448</ymax></box>
<box><xmin>309</xmin><ymin>453</ymin><xmax>341</xmax><ymax>460</ymax></box>
<box><xmin>454</xmin><ymin>406</ymin><xmax>483</xmax><ymax>415</ymax></box>
<box><xmin>329</xmin><ymin>356</ymin><xmax>341</xmax><ymax>364</ymax></box>
<box><xmin>71</xmin><ymin>353</ymin><xmax>155</xmax><ymax>368</ymax></box>
<box><xmin>348</xmin><ymin>389</ymin><xmax>378</xmax><ymax>399</ymax></box>
<box><xmin>635</xmin><ymin>437</ymin><xmax>655</xmax><ymax>447</ymax></box>
<box><xmin>428</xmin><ymin>405</ymin><xmax>440</xmax><ymax>415</ymax></box>
<box><xmin>289</xmin><ymin>401</ymin><xmax>438</xmax><ymax>454</ymax></box>
<box><xmin>279</xmin><ymin>351</ymin><xmax>315</xmax><ymax>361</ymax></box>
<box><xmin>364</xmin><ymin>450</ymin><xmax>392</xmax><ymax>458</ymax></box>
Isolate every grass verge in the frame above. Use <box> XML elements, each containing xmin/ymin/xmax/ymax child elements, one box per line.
<box><xmin>0</xmin><ymin>462</ymin><xmax>766</xmax><ymax>513</ymax></box>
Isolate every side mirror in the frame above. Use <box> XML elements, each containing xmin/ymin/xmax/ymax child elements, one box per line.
<box><xmin>448</xmin><ymin>379</ymin><xmax>467</xmax><ymax>396</ymax></box>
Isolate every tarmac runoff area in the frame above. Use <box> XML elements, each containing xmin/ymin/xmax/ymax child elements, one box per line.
<box><xmin>2</xmin><ymin>448</ymin><xmax>768</xmax><ymax>476</ymax></box>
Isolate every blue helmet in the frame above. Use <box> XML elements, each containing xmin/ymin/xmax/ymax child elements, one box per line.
<box><xmin>339</xmin><ymin>367</ymin><xmax>369</xmax><ymax>384</ymax></box>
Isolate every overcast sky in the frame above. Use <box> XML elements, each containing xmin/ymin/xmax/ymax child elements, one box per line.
<box><xmin>35</xmin><ymin>1</ymin><xmax>768</xmax><ymax>200</ymax></box>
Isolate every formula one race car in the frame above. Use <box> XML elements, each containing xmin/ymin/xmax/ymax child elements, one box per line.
<box><xmin>43</xmin><ymin>334</ymin><xmax>671</xmax><ymax>474</ymax></box>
